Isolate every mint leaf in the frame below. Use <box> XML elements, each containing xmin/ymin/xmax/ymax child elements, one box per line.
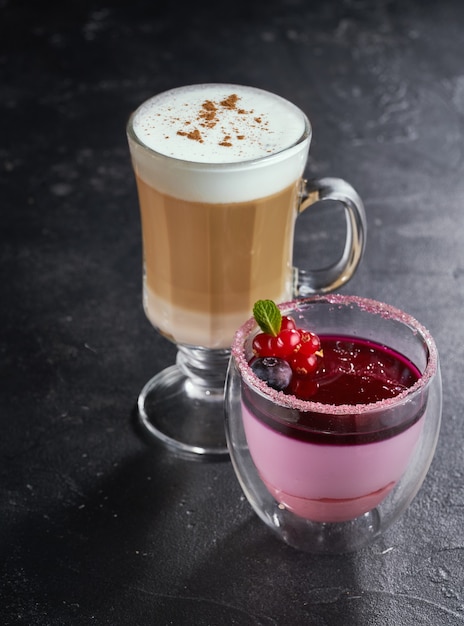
<box><xmin>252</xmin><ymin>299</ymin><xmax>282</xmax><ymax>336</ymax></box>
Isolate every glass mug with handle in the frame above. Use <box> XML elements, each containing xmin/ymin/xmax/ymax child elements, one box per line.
<box><xmin>126</xmin><ymin>84</ymin><xmax>367</xmax><ymax>459</ymax></box>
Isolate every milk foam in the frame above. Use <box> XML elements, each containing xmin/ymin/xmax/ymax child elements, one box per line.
<box><xmin>128</xmin><ymin>84</ymin><xmax>311</xmax><ymax>203</ymax></box>
<box><xmin>132</xmin><ymin>84</ymin><xmax>307</xmax><ymax>162</ymax></box>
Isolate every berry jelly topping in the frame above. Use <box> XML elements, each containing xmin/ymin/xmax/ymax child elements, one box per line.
<box><xmin>249</xmin><ymin>299</ymin><xmax>420</xmax><ymax>405</ymax></box>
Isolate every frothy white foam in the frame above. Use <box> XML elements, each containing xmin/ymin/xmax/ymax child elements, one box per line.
<box><xmin>128</xmin><ymin>84</ymin><xmax>311</xmax><ymax>203</ymax></box>
<box><xmin>132</xmin><ymin>84</ymin><xmax>307</xmax><ymax>163</ymax></box>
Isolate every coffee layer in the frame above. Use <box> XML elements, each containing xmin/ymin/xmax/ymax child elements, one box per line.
<box><xmin>137</xmin><ymin>175</ymin><xmax>299</xmax><ymax>348</ymax></box>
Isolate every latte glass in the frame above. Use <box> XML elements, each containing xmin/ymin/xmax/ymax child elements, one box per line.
<box><xmin>127</xmin><ymin>84</ymin><xmax>366</xmax><ymax>459</ymax></box>
<box><xmin>225</xmin><ymin>295</ymin><xmax>442</xmax><ymax>552</ymax></box>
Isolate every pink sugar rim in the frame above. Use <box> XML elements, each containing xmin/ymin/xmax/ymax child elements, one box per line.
<box><xmin>231</xmin><ymin>294</ymin><xmax>439</xmax><ymax>416</ymax></box>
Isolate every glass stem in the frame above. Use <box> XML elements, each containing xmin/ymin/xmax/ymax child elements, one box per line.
<box><xmin>176</xmin><ymin>345</ymin><xmax>231</xmax><ymax>392</ymax></box>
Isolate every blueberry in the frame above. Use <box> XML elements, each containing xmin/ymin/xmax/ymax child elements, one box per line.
<box><xmin>251</xmin><ymin>357</ymin><xmax>292</xmax><ymax>391</ymax></box>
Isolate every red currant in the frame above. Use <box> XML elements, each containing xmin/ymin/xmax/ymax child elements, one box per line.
<box><xmin>273</xmin><ymin>328</ymin><xmax>301</xmax><ymax>358</ymax></box>
<box><xmin>280</xmin><ymin>315</ymin><xmax>297</xmax><ymax>331</ymax></box>
<box><xmin>252</xmin><ymin>333</ymin><xmax>275</xmax><ymax>357</ymax></box>
<box><xmin>298</xmin><ymin>330</ymin><xmax>321</xmax><ymax>356</ymax></box>
<box><xmin>253</xmin><ymin>327</ymin><xmax>301</xmax><ymax>358</ymax></box>
<box><xmin>289</xmin><ymin>351</ymin><xmax>319</xmax><ymax>376</ymax></box>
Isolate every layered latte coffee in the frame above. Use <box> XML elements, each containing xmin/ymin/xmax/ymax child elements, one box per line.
<box><xmin>127</xmin><ymin>84</ymin><xmax>310</xmax><ymax>348</ymax></box>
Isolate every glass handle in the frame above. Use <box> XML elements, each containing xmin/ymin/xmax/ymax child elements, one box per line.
<box><xmin>294</xmin><ymin>177</ymin><xmax>367</xmax><ymax>295</ymax></box>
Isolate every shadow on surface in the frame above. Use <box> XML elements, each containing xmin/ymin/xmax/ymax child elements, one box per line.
<box><xmin>0</xmin><ymin>445</ymin><xmax>192</xmax><ymax>624</ymax></box>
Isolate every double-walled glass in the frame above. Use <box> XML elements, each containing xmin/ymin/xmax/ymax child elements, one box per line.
<box><xmin>225</xmin><ymin>295</ymin><xmax>442</xmax><ymax>552</ymax></box>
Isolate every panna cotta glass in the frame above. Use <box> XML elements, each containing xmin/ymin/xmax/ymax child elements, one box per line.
<box><xmin>225</xmin><ymin>295</ymin><xmax>442</xmax><ymax>553</ymax></box>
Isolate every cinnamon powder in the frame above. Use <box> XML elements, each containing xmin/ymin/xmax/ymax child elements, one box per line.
<box><xmin>177</xmin><ymin>129</ymin><xmax>203</xmax><ymax>143</ymax></box>
<box><xmin>220</xmin><ymin>94</ymin><xmax>239</xmax><ymax>109</ymax></box>
<box><xmin>175</xmin><ymin>93</ymin><xmax>267</xmax><ymax>148</ymax></box>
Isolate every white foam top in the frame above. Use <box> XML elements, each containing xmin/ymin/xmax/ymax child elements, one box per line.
<box><xmin>131</xmin><ymin>84</ymin><xmax>307</xmax><ymax>163</ymax></box>
<box><xmin>128</xmin><ymin>84</ymin><xmax>311</xmax><ymax>202</ymax></box>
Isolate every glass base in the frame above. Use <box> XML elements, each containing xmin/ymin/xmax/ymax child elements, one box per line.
<box><xmin>137</xmin><ymin>347</ymin><xmax>230</xmax><ymax>460</ymax></box>
<box><xmin>273</xmin><ymin>506</ymin><xmax>381</xmax><ymax>554</ymax></box>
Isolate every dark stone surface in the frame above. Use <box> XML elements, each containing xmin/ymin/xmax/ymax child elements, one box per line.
<box><xmin>1</xmin><ymin>0</ymin><xmax>463</xmax><ymax>624</ymax></box>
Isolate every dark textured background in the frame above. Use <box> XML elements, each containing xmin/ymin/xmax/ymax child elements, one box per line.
<box><xmin>1</xmin><ymin>0</ymin><xmax>463</xmax><ymax>624</ymax></box>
